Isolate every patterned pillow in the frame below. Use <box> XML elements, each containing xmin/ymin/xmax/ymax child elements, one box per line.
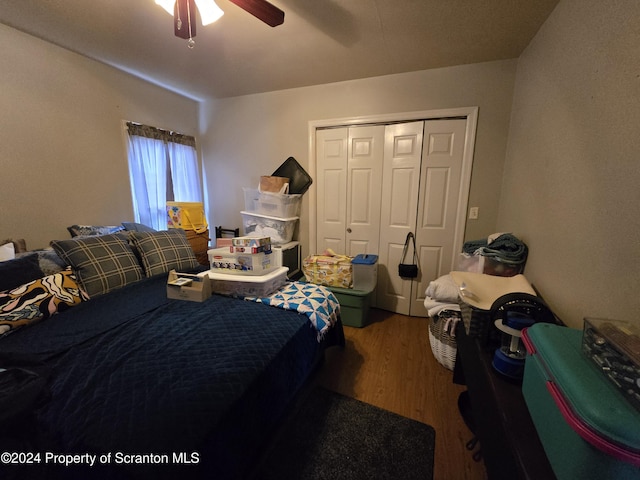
<box><xmin>121</xmin><ymin>222</ymin><xmax>157</xmax><ymax>233</ymax></box>
<box><xmin>128</xmin><ymin>229</ymin><xmax>199</xmax><ymax>277</ymax></box>
<box><xmin>67</xmin><ymin>224</ymin><xmax>125</xmax><ymax>238</ymax></box>
<box><xmin>51</xmin><ymin>233</ymin><xmax>144</xmax><ymax>297</ymax></box>
<box><xmin>34</xmin><ymin>249</ymin><xmax>68</xmax><ymax>276</ymax></box>
<box><xmin>0</xmin><ymin>269</ymin><xmax>89</xmax><ymax>337</ymax></box>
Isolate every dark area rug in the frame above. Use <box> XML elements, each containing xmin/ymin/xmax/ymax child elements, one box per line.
<box><xmin>251</xmin><ymin>386</ymin><xmax>435</xmax><ymax>480</ymax></box>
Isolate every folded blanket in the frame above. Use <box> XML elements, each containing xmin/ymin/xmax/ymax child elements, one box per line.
<box><xmin>423</xmin><ymin>295</ymin><xmax>461</xmax><ymax>318</ymax></box>
<box><xmin>462</xmin><ymin>233</ymin><xmax>528</xmax><ymax>265</ymax></box>
<box><xmin>425</xmin><ymin>274</ymin><xmax>460</xmax><ymax>303</ymax></box>
<box><xmin>246</xmin><ymin>281</ymin><xmax>340</xmax><ymax>341</ymax></box>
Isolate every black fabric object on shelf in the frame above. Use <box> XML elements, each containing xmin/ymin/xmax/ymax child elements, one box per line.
<box><xmin>272</xmin><ymin>157</ymin><xmax>313</xmax><ymax>195</ymax></box>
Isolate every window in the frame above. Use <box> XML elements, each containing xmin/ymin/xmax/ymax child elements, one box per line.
<box><xmin>125</xmin><ymin>122</ymin><xmax>203</xmax><ymax>230</ymax></box>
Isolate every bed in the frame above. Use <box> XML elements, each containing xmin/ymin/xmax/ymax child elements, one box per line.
<box><xmin>0</xmin><ymin>230</ymin><xmax>344</xmax><ymax>480</ymax></box>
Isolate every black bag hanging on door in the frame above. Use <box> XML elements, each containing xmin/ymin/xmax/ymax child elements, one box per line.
<box><xmin>398</xmin><ymin>232</ymin><xmax>419</xmax><ymax>278</ymax></box>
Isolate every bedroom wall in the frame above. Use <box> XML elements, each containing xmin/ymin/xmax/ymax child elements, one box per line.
<box><xmin>0</xmin><ymin>24</ymin><xmax>198</xmax><ymax>249</ymax></box>
<box><xmin>498</xmin><ymin>0</ymin><xmax>640</xmax><ymax>328</ymax></box>
<box><xmin>199</xmin><ymin>59</ymin><xmax>518</xmax><ymax>259</ymax></box>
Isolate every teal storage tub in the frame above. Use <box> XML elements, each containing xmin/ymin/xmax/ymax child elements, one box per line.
<box><xmin>522</xmin><ymin>323</ymin><xmax>640</xmax><ymax>480</ymax></box>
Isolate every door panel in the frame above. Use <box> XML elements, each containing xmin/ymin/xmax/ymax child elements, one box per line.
<box><xmin>411</xmin><ymin>119</ymin><xmax>467</xmax><ymax>316</ymax></box>
<box><xmin>376</xmin><ymin>121</ymin><xmax>424</xmax><ymax>315</ymax></box>
<box><xmin>388</xmin><ymin>168</ymin><xmax>417</xmax><ymax>226</ymax></box>
<box><xmin>316</xmin><ymin>128</ymin><xmax>348</xmax><ymax>253</ymax></box>
<box><xmin>346</xmin><ymin>126</ymin><xmax>384</xmax><ymax>256</ymax></box>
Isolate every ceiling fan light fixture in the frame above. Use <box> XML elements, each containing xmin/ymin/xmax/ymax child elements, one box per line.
<box><xmin>155</xmin><ymin>0</ymin><xmax>176</xmax><ymax>16</ymax></box>
<box><xmin>155</xmin><ymin>0</ymin><xmax>223</xmax><ymax>25</ymax></box>
<box><xmin>194</xmin><ymin>0</ymin><xmax>224</xmax><ymax>26</ymax></box>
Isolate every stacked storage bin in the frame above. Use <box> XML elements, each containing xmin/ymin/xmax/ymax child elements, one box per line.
<box><xmin>303</xmin><ymin>252</ymin><xmax>378</xmax><ymax>328</ymax></box>
<box><xmin>240</xmin><ymin>188</ymin><xmax>301</xmax><ymax>246</ymax></box>
<box><xmin>207</xmin><ymin>236</ymin><xmax>289</xmax><ymax>297</ymax></box>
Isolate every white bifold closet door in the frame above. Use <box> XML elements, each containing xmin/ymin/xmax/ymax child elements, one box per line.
<box><xmin>315</xmin><ymin>125</ymin><xmax>384</xmax><ymax>256</ymax></box>
<box><xmin>316</xmin><ymin>118</ymin><xmax>467</xmax><ymax>316</ymax></box>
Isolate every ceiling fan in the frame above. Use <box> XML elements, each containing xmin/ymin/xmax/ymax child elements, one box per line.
<box><xmin>156</xmin><ymin>0</ymin><xmax>285</xmax><ymax>48</ymax></box>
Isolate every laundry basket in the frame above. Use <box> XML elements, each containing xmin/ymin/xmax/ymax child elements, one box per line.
<box><xmin>428</xmin><ymin>311</ymin><xmax>461</xmax><ymax>371</ymax></box>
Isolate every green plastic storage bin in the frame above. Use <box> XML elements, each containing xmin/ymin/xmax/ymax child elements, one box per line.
<box><xmin>326</xmin><ymin>285</ymin><xmax>374</xmax><ymax>328</ymax></box>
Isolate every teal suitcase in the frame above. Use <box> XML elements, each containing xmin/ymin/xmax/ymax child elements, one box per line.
<box><xmin>522</xmin><ymin>323</ymin><xmax>640</xmax><ymax>480</ymax></box>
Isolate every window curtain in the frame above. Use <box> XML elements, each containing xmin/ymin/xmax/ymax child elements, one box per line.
<box><xmin>126</xmin><ymin>123</ymin><xmax>201</xmax><ymax>230</ymax></box>
<box><xmin>167</xmin><ymin>134</ymin><xmax>202</xmax><ymax>202</ymax></box>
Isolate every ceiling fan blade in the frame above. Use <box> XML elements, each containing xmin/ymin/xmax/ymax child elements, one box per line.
<box><xmin>228</xmin><ymin>0</ymin><xmax>285</xmax><ymax>27</ymax></box>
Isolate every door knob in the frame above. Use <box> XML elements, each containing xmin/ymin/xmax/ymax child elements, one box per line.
<box><xmin>346</xmin><ymin>228</ymin><xmax>352</xmax><ymax>233</ymax></box>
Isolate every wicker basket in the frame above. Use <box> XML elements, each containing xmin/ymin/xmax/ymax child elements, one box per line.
<box><xmin>459</xmin><ymin>300</ymin><xmax>497</xmax><ymax>349</ymax></box>
<box><xmin>459</xmin><ymin>292</ymin><xmax>557</xmax><ymax>351</ymax></box>
<box><xmin>185</xmin><ymin>228</ymin><xmax>211</xmax><ymax>266</ymax></box>
<box><xmin>428</xmin><ymin>311</ymin><xmax>461</xmax><ymax>371</ymax></box>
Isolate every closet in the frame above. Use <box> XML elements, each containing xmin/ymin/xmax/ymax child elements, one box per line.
<box><xmin>315</xmin><ymin>117</ymin><xmax>470</xmax><ymax>316</ymax></box>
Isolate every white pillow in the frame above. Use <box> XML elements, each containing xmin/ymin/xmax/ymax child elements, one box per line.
<box><xmin>0</xmin><ymin>242</ymin><xmax>15</xmax><ymax>262</ymax></box>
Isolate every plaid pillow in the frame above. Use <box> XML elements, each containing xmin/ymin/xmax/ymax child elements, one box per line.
<box><xmin>51</xmin><ymin>233</ymin><xmax>144</xmax><ymax>297</ymax></box>
<box><xmin>128</xmin><ymin>230</ymin><xmax>199</xmax><ymax>277</ymax></box>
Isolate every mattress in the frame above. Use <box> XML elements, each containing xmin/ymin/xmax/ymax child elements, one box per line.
<box><xmin>0</xmin><ymin>273</ymin><xmax>343</xmax><ymax>480</ymax></box>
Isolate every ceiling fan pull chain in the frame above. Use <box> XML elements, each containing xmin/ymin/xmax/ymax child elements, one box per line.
<box><xmin>176</xmin><ymin>0</ymin><xmax>183</xmax><ymax>30</ymax></box>
<box><xmin>186</xmin><ymin>0</ymin><xmax>195</xmax><ymax>48</ymax></box>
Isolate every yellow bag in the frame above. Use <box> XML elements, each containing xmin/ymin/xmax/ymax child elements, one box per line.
<box><xmin>303</xmin><ymin>249</ymin><xmax>353</xmax><ymax>288</ymax></box>
<box><xmin>166</xmin><ymin>202</ymin><xmax>208</xmax><ymax>234</ymax></box>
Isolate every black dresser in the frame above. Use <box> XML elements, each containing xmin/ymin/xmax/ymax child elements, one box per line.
<box><xmin>453</xmin><ymin>323</ymin><xmax>557</xmax><ymax>480</ymax></box>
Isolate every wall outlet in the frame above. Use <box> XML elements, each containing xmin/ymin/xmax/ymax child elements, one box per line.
<box><xmin>468</xmin><ymin>207</ymin><xmax>479</xmax><ymax>220</ymax></box>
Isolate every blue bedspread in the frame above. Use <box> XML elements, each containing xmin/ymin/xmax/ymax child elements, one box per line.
<box><xmin>0</xmin><ymin>273</ymin><xmax>344</xmax><ymax>480</ymax></box>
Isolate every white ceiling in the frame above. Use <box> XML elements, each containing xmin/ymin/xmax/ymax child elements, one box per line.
<box><xmin>0</xmin><ymin>0</ymin><xmax>559</xmax><ymax>101</ymax></box>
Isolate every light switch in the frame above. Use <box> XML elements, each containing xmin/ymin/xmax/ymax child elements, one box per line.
<box><xmin>468</xmin><ymin>207</ymin><xmax>479</xmax><ymax>220</ymax></box>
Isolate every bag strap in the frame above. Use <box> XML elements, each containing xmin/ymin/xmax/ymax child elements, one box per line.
<box><xmin>182</xmin><ymin>209</ymin><xmax>209</xmax><ymax>234</ymax></box>
<box><xmin>400</xmin><ymin>232</ymin><xmax>418</xmax><ymax>264</ymax></box>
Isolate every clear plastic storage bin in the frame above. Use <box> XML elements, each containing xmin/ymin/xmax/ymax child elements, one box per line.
<box><xmin>352</xmin><ymin>254</ymin><xmax>378</xmax><ymax>291</ymax></box>
<box><xmin>240</xmin><ymin>211</ymin><xmax>298</xmax><ymax>245</ymax></box>
<box><xmin>243</xmin><ymin>188</ymin><xmax>302</xmax><ymax>218</ymax></box>
<box><xmin>205</xmin><ymin>267</ymin><xmax>289</xmax><ymax>297</ymax></box>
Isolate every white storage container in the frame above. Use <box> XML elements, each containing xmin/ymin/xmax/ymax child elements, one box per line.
<box><xmin>208</xmin><ymin>247</ymin><xmax>273</xmax><ymax>275</ymax></box>
<box><xmin>241</xmin><ymin>211</ymin><xmax>298</xmax><ymax>245</ymax></box>
<box><xmin>205</xmin><ymin>267</ymin><xmax>289</xmax><ymax>297</ymax></box>
<box><xmin>352</xmin><ymin>254</ymin><xmax>379</xmax><ymax>291</ymax></box>
<box><xmin>243</xmin><ymin>188</ymin><xmax>302</xmax><ymax>218</ymax></box>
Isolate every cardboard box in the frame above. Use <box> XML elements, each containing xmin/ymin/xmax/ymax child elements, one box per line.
<box><xmin>231</xmin><ymin>236</ymin><xmax>271</xmax><ymax>248</ymax></box>
<box><xmin>229</xmin><ymin>244</ymin><xmax>272</xmax><ymax>254</ymax></box>
<box><xmin>166</xmin><ymin>270</ymin><xmax>211</xmax><ymax>302</ymax></box>
<box><xmin>208</xmin><ymin>248</ymin><xmax>273</xmax><ymax>275</ymax></box>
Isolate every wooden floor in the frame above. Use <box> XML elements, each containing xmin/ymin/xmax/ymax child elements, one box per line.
<box><xmin>314</xmin><ymin>308</ymin><xmax>488</xmax><ymax>480</ymax></box>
